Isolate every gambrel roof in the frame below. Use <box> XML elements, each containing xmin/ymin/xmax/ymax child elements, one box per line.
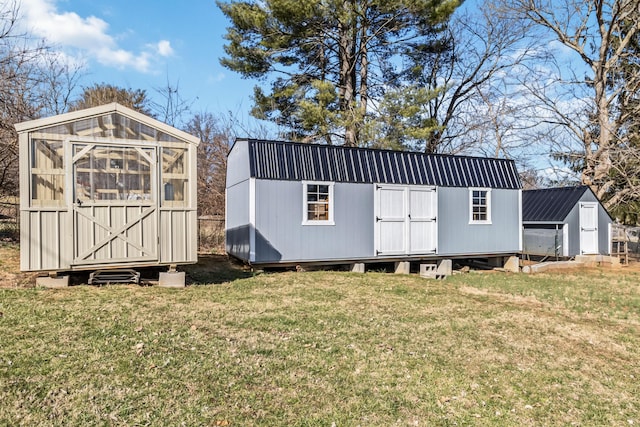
<box><xmin>241</xmin><ymin>139</ymin><xmax>522</xmax><ymax>189</ymax></box>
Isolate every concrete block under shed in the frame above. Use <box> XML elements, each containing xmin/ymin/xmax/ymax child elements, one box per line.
<box><xmin>522</xmin><ymin>261</ymin><xmax>585</xmax><ymax>274</ymax></box>
<box><xmin>575</xmin><ymin>255</ymin><xmax>621</xmax><ymax>267</ymax></box>
<box><xmin>503</xmin><ymin>256</ymin><xmax>520</xmax><ymax>273</ymax></box>
<box><xmin>158</xmin><ymin>271</ymin><xmax>186</xmax><ymax>288</ymax></box>
<box><xmin>36</xmin><ymin>275</ymin><xmax>69</xmax><ymax>288</ymax></box>
<box><xmin>420</xmin><ymin>259</ymin><xmax>451</xmax><ymax>279</ymax></box>
<box><xmin>350</xmin><ymin>263</ymin><xmax>365</xmax><ymax>273</ymax></box>
<box><xmin>394</xmin><ymin>261</ymin><xmax>410</xmax><ymax>274</ymax></box>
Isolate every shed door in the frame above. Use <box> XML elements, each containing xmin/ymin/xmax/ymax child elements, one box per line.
<box><xmin>376</xmin><ymin>186</ymin><xmax>406</xmax><ymax>255</ymax></box>
<box><xmin>71</xmin><ymin>143</ymin><xmax>158</xmax><ymax>266</ymax></box>
<box><xmin>579</xmin><ymin>202</ymin><xmax>598</xmax><ymax>254</ymax></box>
<box><xmin>375</xmin><ymin>185</ymin><xmax>437</xmax><ymax>256</ymax></box>
<box><xmin>408</xmin><ymin>188</ymin><xmax>437</xmax><ymax>254</ymax></box>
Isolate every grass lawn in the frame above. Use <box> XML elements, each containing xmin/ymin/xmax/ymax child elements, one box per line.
<box><xmin>1</xmin><ymin>246</ymin><xmax>639</xmax><ymax>426</ymax></box>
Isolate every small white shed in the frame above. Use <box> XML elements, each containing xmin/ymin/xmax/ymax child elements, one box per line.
<box><xmin>522</xmin><ymin>186</ymin><xmax>612</xmax><ymax>257</ymax></box>
<box><xmin>16</xmin><ymin>103</ymin><xmax>200</xmax><ymax>272</ymax></box>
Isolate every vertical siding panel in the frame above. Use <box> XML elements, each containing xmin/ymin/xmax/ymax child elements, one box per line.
<box><xmin>126</xmin><ymin>206</ymin><xmax>134</xmax><ymax>259</ymax></box>
<box><xmin>20</xmin><ymin>211</ymin><xmax>30</xmax><ymax>271</ymax></box>
<box><xmin>30</xmin><ymin>212</ymin><xmax>40</xmax><ymax>270</ymax></box>
<box><xmin>40</xmin><ymin>212</ymin><xmax>59</xmax><ymax>270</ymax></box>
<box><xmin>160</xmin><ymin>211</ymin><xmax>170</xmax><ymax>263</ymax></box>
<box><xmin>110</xmin><ymin>207</ymin><xmax>122</xmax><ymax>259</ymax></box>
<box><xmin>93</xmin><ymin>207</ymin><xmax>108</xmax><ymax>261</ymax></box>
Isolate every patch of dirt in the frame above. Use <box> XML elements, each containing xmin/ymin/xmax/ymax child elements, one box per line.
<box><xmin>458</xmin><ymin>285</ymin><xmax>545</xmax><ymax>309</ymax></box>
<box><xmin>0</xmin><ymin>244</ymin><xmax>36</xmax><ymax>288</ymax></box>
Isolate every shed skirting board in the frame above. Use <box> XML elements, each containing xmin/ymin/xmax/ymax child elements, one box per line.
<box><xmin>239</xmin><ymin>252</ymin><xmax>521</xmax><ymax>268</ymax></box>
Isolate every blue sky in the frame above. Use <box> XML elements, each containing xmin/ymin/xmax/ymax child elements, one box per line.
<box><xmin>20</xmin><ymin>0</ymin><xmax>258</xmax><ymax>122</ymax></box>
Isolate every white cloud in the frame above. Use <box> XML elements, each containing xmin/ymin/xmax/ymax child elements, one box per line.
<box><xmin>20</xmin><ymin>0</ymin><xmax>171</xmax><ymax>73</ymax></box>
<box><xmin>156</xmin><ymin>40</ymin><xmax>174</xmax><ymax>57</ymax></box>
<box><xmin>208</xmin><ymin>72</ymin><xmax>226</xmax><ymax>84</ymax></box>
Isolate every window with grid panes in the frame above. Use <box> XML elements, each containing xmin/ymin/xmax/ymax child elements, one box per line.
<box><xmin>303</xmin><ymin>182</ymin><xmax>334</xmax><ymax>225</ymax></box>
<box><xmin>470</xmin><ymin>188</ymin><xmax>491</xmax><ymax>223</ymax></box>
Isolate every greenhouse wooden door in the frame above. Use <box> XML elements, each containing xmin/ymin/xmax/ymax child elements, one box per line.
<box><xmin>71</xmin><ymin>143</ymin><xmax>158</xmax><ymax>266</ymax></box>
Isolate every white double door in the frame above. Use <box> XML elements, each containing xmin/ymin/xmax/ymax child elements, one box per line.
<box><xmin>375</xmin><ymin>185</ymin><xmax>437</xmax><ymax>256</ymax></box>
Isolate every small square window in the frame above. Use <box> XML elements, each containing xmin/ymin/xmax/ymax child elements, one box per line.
<box><xmin>470</xmin><ymin>188</ymin><xmax>491</xmax><ymax>224</ymax></box>
<box><xmin>303</xmin><ymin>181</ymin><xmax>334</xmax><ymax>225</ymax></box>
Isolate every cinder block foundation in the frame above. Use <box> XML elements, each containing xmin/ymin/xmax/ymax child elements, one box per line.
<box><xmin>503</xmin><ymin>256</ymin><xmax>520</xmax><ymax>273</ymax></box>
<box><xmin>350</xmin><ymin>263</ymin><xmax>365</xmax><ymax>273</ymax></box>
<box><xmin>420</xmin><ymin>259</ymin><xmax>452</xmax><ymax>279</ymax></box>
<box><xmin>158</xmin><ymin>271</ymin><xmax>186</xmax><ymax>288</ymax></box>
<box><xmin>36</xmin><ymin>275</ymin><xmax>69</xmax><ymax>288</ymax></box>
<box><xmin>394</xmin><ymin>261</ymin><xmax>410</xmax><ymax>274</ymax></box>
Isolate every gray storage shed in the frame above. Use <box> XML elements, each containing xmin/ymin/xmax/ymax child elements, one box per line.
<box><xmin>522</xmin><ymin>186</ymin><xmax>612</xmax><ymax>257</ymax></box>
<box><xmin>226</xmin><ymin>139</ymin><xmax>523</xmax><ymax>265</ymax></box>
<box><xmin>16</xmin><ymin>103</ymin><xmax>200</xmax><ymax>272</ymax></box>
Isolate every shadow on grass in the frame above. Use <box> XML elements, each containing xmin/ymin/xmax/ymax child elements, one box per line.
<box><xmin>63</xmin><ymin>254</ymin><xmax>254</xmax><ymax>287</ymax></box>
<box><xmin>183</xmin><ymin>253</ymin><xmax>254</xmax><ymax>285</ymax></box>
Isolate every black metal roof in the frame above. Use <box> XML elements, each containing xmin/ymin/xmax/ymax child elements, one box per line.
<box><xmin>243</xmin><ymin>139</ymin><xmax>522</xmax><ymax>189</ymax></box>
<box><xmin>522</xmin><ymin>186</ymin><xmax>590</xmax><ymax>222</ymax></box>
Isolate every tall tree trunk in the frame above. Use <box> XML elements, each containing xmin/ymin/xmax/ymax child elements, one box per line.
<box><xmin>359</xmin><ymin>10</ymin><xmax>368</xmax><ymax>146</ymax></box>
<box><xmin>338</xmin><ymin>1</ymin><xmax>358</xmax><ymax>146</ymax></box>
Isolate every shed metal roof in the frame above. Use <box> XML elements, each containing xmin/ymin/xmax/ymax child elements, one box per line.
<box><xmin>522</xmin><ymin>186</ymin><xmax>590</xmax><ymax>222</ymax></box>
<box><xmin>243</xmin><ymin>139</ymin><xmax>522</xmax><ymax>189</ymax></box>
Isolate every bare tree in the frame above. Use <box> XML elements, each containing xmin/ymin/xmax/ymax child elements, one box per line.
<box><xmin>499</xmin><ymin>0</ymin><xmax>640</xmax><ymax>211</ymax></box>
<box><xmin>185</xmin><ymin>112</ymin><xmax>232</xmax><ymax>217</ymax></box>
<box><xmin>37</xmin><ymin>52</ymin><xmax>85</xmax><ymax>116</ymax></box>
<box><xmin>184</xmin><ymin>110</ymin><xmax>275</xmax><ymax>217</ymax></box>
<box><xmin>0</xmin><ymin>1</ymin><xmax>88</xmax><ymax>197</ymax></box>
<box><xmin>397</xmin><ymin>1</ymin><xmax>542</xmax><ymax>155</ymax></box>
<box><xmin>153</xmin><ymin>75</ymin><xmax>194</xmax><ymax>127</ymax></box>
<box><xmin>0</xmin><ymin>1</ymin><xmax>46</xmax><ymax>196</ymax></box>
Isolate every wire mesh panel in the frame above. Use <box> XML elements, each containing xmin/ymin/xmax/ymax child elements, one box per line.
<box><xmin>523</xmin><ymin>227</ymin><xmax>564</xmax><ymax>258</ymax></box>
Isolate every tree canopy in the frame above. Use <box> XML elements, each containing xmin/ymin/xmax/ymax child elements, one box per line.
<box><xmin>218</xmin><ymin>0</ymin><xmax>460</xmax><ymax>147</ymax></box>
<box><xmin>499</xmin><ymin>0</ymin><xmax>640</xmax><ymax>212</ymax></box>
<box><xmin>70</xmin><ymin>83</ymin><xmax>153</xmax><ymax>116</ymax></box>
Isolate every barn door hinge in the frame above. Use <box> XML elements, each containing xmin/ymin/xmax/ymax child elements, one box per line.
<box><xmin>376</xmin><ymin>216</ymin><xmax>381</xmax><ymax>222</ymax></box>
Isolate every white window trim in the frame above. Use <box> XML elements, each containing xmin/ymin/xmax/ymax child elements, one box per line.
<box><xmin>302</xmin><ymin>181</ymin><xmax>335</xmax><ymax>226</ymax></box>
<box><xmin>469</xmin><ymin>187</ymin><xmax>492</xmax><ymax>225</ymax></box>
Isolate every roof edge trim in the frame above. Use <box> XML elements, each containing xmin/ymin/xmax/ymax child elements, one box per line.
<box><xmin>14</xmin><ymin>102</ymin><xmax>200</xmax><ymax>145</ymax></box>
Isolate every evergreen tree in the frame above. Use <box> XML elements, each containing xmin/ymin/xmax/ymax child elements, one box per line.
<box><xmin>218</xmin><ymin>0</ymin><xmax>459</xmax><ymax>147</ymax></box>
